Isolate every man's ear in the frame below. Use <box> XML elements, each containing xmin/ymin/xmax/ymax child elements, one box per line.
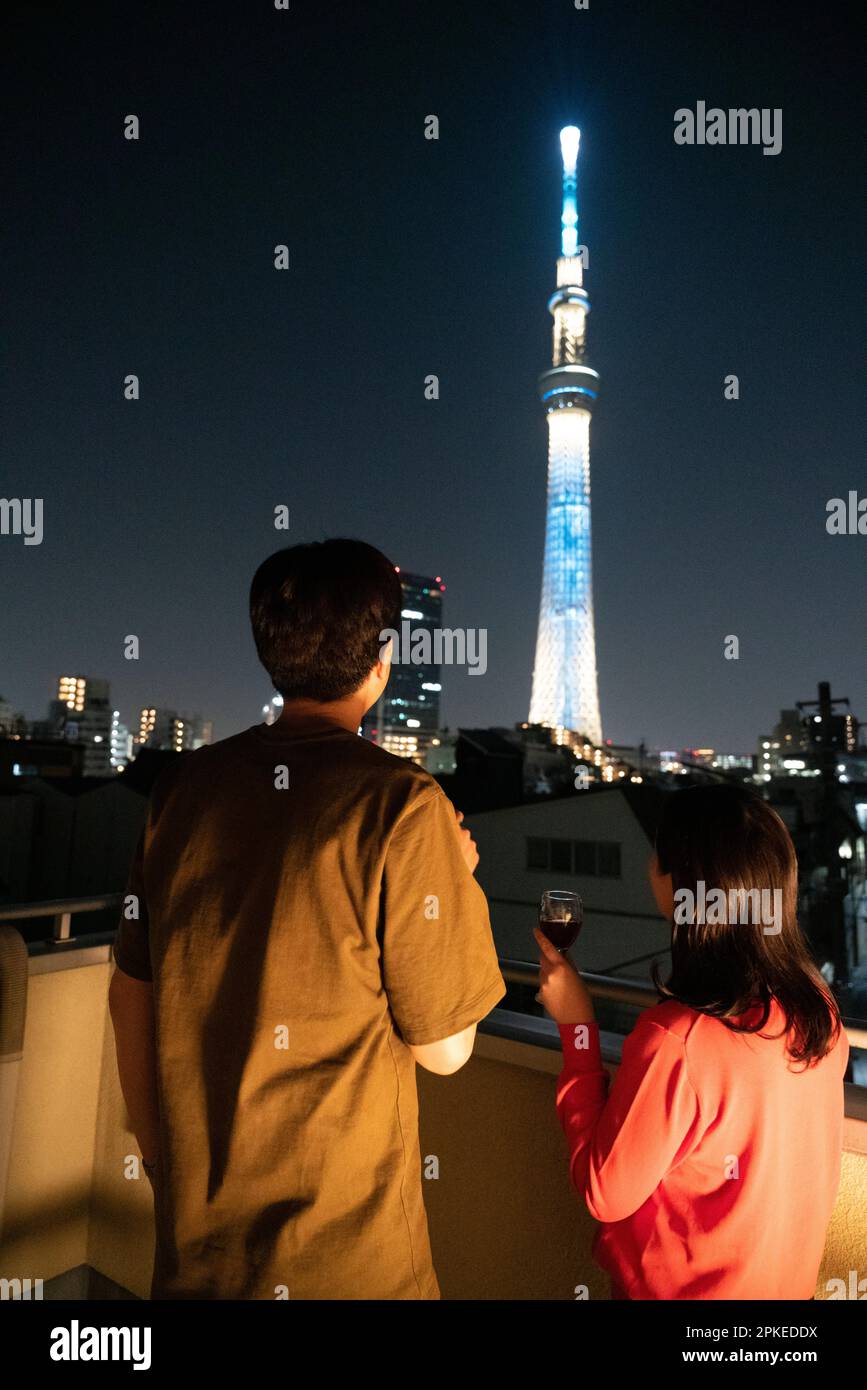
<box><xmin>357</xmin><ymin>653</ymin><xmax>391</xmax><ymax>714</ymax></box>
<box><xmin>373</xmin><ymin>641</ymin><xmax>392</xmax><ymax>685</ymax></box>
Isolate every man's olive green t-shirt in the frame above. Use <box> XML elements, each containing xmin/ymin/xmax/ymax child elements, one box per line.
<box><xmin>113</xmin><ymin>721</ymin><xmax>505</xmax><ymax>1300</ymax></box>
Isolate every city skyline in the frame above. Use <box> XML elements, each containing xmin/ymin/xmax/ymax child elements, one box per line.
<box><xmin>3</xmin><ymin>666</ymin><xmax>859</xmax><ymax>771</ymax></box>
<box><xmin>3</xmin><ymin>1</ymin><xmax>863</xmax><ymax>752</ymax></box>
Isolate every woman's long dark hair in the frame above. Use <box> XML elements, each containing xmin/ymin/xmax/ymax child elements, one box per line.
<box><xmin>651</xmin><ymin>784</ymin><xmax>841</xmax><ymax>1067</ymax></box>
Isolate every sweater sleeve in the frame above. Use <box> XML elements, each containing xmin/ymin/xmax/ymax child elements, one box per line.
<box><xmin>556</xmin><ymin>1017</ymin><xmax>702</xmax><ymax>1224</ymax></box>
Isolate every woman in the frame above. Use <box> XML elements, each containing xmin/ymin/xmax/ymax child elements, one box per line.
<box><xmin>536</xmin><ymin>783</ymin><xmax>849</xmax><ymax>1300</ymax></box>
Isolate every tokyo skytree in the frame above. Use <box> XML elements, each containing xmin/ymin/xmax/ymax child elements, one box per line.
<box><xmin>528</xmin><ymin>126</ymin><xmax>602</xmax><ymax>746</ymax></box>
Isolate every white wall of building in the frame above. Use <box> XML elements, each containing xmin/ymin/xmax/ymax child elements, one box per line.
<box><xmin>466</xmin><ymin>789</ymin><xmax>671</xmax><ymax>979</ymax></box>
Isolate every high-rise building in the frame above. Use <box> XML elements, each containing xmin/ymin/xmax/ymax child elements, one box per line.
<box><xmin>50</xmin><ymin>675</ymin><xmax>113</xmax><ymax>775</ymax></box>
<box><xmin>110</xmin><ymin>710</ymin><xmax>132</xmax><ymax>770</ymax></box>
<box><xmin>529</xmin><ymin>127</ymin><xmax>603</xmax><ymax>746</ymax></box>
<box><xmin>758</xmin><ymin>709</ymin><xmax>808</xmax><ymax>779</ymax></box>
<box><xmin>137</xmin><ymin>708</ymin><xmax>212</xmax><ymax>753</ymax></box>
<box><xmin>805</xmin><ymin>709</ymin><xmax>858</xmax><ymax>756</ymax></box>
<box><xmin>361</xmin><ymin>570</ymin><xmax>444</xmax><ymax>764</ymax></box>
<box><xmin>757</xmin><ymin>700</ymin><xmax>858</xmax><ymax>781</ymax></box>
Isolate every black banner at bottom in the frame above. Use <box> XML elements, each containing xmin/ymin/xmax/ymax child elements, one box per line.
<box><xmin>1</xmin><ymin>1295</ymin><xmax>860</xmax><ymax>1375</ymax></box>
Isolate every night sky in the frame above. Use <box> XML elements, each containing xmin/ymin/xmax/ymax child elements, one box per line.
<box><xmin>3</xmin><ymin>0</ymin><xmax>864</xmax><ymax>751</ymax></box>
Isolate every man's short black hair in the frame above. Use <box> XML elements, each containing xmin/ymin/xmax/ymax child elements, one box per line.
<box><xmin>250</xmin><ymin>539</ymin><xmax>402</xmax><ymax>703</ymax></box>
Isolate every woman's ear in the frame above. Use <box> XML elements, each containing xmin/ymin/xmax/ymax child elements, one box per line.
<box><xmin>648</xmin><ymin>853</ymin><xmax>674</xmax><ymax>920</ymax></box>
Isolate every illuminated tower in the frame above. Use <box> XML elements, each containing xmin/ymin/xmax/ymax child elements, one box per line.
<box><xmin>528</xmin><ymin>127</ymin><xmax>602</xmax><ymax>745</ymax></box>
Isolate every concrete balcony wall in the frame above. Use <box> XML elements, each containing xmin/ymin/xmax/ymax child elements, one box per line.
<box><xmin>821</xmin><ymin>1144</ymin><xmax>867</xmax><ymax>1295</ymax></box>
<box><xmin>418</xmin><ymin>1037</ymin><xmax>605</xmax><ymax>1300</ymax></box>
<box><xmin>1</xmin><ymin>957</ymin><xmax>107</xmax><ymax>1284</ymax></box>
<box><xmin>2</xmin><ymin>948</ymin><xmax>866</xmax><ymax>1301</ymax></box>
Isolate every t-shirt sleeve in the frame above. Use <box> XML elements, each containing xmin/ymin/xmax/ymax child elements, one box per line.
<box><xmin>112</xmin><ymin>831</ymin><xmax>153</xmax><ymax>982</ymax></box>
<box><xmin>380</xmin><ymin>787</ymin><xmax>505</xmax><ymax>1046</ymax></box>
<box><xmin>556</xmin><ymin>1017</ymin><xmax>702</xmax><ymax>1223</ymax></box>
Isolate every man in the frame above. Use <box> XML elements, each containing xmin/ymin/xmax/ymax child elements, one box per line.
<box><xmin>109</xmin><ymin>538</ymin><xmax>505</xmax><ymax>1299</ymax></box>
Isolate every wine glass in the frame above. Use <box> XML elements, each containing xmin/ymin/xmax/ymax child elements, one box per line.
<box><xmin>538</xmin><ymin>890</ymin><xmax>583</xmax><ymax>953</ymax></box>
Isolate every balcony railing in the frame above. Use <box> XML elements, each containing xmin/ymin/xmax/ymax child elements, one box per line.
<box><xmin>2</xmin><ymin>893</ymin><xmax>867</xmax><ymax>1054</ymax></box>
<box><xmin>1</xmin><ymin>894</ymin><xmax>124</xmax><ymax>944</ymax></box>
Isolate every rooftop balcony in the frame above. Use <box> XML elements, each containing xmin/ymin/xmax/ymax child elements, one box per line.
<box><xmin>1</xmin><ymin>897</ymin><xmax>866</xmax><ymax>1300</ymax></box>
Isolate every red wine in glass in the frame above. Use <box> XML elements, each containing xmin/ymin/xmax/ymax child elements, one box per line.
<box><xmin>539</xmin><ymin>890</ymin><xmax>583</xmax><ymax>953</ymax></box>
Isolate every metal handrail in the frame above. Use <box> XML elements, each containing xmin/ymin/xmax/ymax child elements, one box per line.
<box><xmin>500</xmin><ymin>958</ymin><xmax>867</xmax><ymax>1052</ymax></box>
<box><xmin>500</xmin><ymin>957</ymin><xmax>660</xmax><ymax>1008</ymax></box>
<box><xmin>2</xmin><ymin>895</ymin><xmax>865</xmax><ymax>1050</ymax></box>
<box><xmin>0</xmin><ymin>894</ymin><xmax>124</xmax><ymax>943</ymax></box>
